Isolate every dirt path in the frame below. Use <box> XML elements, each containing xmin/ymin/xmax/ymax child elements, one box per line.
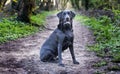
<box><xmin>0</xmin><ymin>14</ymin><xmax>97</xmax><ymax>74</ymax></box>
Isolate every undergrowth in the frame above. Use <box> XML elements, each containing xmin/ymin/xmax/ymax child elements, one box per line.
<box><xmin>0</xmin><ymin>19</ymin><xmax>38</xmax><ymax>43</ymax></box>
<box><xmin>76</xmin><ymin>11</ymin><xmax>120</xmax><ymax>63</ymax></box>
<box><xmin>31</xmin><ymin>11</ymin><xmax>50</xmax><ymax>26</ymax></box>
<box><xmin>0</xmin><ymin>11</ymin><xmax>51</xmax><ymax>44</ymax></box>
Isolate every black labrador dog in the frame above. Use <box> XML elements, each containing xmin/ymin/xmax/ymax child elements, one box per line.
<box><xmin>40</xmin><ymin>10</ymin><xmax>79</xmax><ymax>66</ymax></box>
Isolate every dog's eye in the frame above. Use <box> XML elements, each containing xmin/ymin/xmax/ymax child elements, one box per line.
<box><xmin>63</xmin><ymin>13</ymin><xmax>66</xmax><ymax>15</ymax></box>
<box><xmin>67</xmin><ymin>12</ymin><xmax>70</xmax><ymax>15</ymax></box>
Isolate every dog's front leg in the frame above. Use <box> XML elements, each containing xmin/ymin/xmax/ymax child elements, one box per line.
<box><xmin>57</xmin><ymin>33</ymin><xmax>65</xmax><ymax>67</ymax></box>
<box><xmin>58</xmin><ymin>43</ymin><xmax>64</xmax><ymax>67</ymax></box>
<box><xmin>69</xmin><ymin>45</ymin><xmax>79</xmax><ymax>64</ymax></box>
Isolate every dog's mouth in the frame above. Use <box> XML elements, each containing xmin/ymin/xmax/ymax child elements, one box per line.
<box><xmin>64</xmin><ymin>19</ymin><xmax>71</xmax><ymax>25</ymax></box>
<box><xmin>64</xmin><ymin>21</ymin><xmax>71</xmax><ymax>25</ymax></box>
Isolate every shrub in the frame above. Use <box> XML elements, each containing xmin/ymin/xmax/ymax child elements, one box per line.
<box><xmin>0</xmin><ymin>19</ymin><xmax>38</xmax><ymax>43</ymax></box>
<box><xmin>76</xmin><ymin>14</ymin><xmax>120</xmax><ymax>60</ymax></box>
<box><xmin>0</xmin><ymin>11</ymin><xmax>51</xmax><ymax>43</ymax></box>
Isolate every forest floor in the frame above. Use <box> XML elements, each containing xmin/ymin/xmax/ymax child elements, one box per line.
<box><xmin>0</xmin><ymin>14</ymin><xmax>98</xmax><ymax>74</ymax></box>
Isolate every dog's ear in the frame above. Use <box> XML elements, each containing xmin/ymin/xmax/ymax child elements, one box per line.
<box><xmin>58</xmin><ymin>24</ymin><xmax>62</xmax><ymax>30</ymax></box>
<box><xmin>70</xmin><ymin>11</ymin><xmax>75</xmax><ymax>18</ymax></box>
<box><xmin>57</xmin><ymin>11</ymin><xmax>63</xmax><ymax>19</ymax></box>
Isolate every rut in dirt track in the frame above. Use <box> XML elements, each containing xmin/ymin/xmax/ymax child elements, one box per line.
<box><xmin>0</xmin><ymin>14</ymin><xmax>97</xmax><ymax>74</ymax></box>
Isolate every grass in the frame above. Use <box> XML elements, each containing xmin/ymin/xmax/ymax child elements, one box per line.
<box><xmin>76</xmin><ymin>15</ymin><xmax>120</xmax><ymax>70</ymax></box>
<box><xmin>107</xmin><ymin>65</ymin><xmax>120</xmax><ymax>71</ymax></box>
<box><xmin>75</xmin><ymin>14</ymin><xmax>120</xmax><ymax>62</ymax></box>
<box><xmin>112</xmin><ymin>53</ymin><xmax>120</xmax><ymax>63</ymax></box>
<box><xmin>0</xmin><ymin>11</ymin><xmax>52</xmax><ymax>44</ymax></box>
<box><xmin>31</xmin><ymin>11</ymin><xmax>49</xmax><ymax>26</ymax></box>
<box><xmin>0</xmin><ymin>19</ymin><xmax>38</xmax><ymax>43</ymax></box>
<box><xmin>31</xmin><ymin>10</ymin><xmax>58</xmax><ymax>26</ymax></box>
<box><xmin>92</xmin><ymin>61</ymin><xmax>107</xmax><ymax>67</ymax></box>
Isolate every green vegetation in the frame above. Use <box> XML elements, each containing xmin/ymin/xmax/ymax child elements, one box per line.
<box><xmin>112</xmin><ymin>53</ymin><xmax>120</xmax><ymax>63</ymax></box>
<box><xmin>76</xmin><ymin>10</ymin><xmax>120</xmax><ymax>73</ymax></box>
<box><xmin>0</xmin><ymin>11</ymin><xmax>50</xmax><ymax>44</ymax></box>
<box><xmin>76</xmin><ymin>15</ymin><xmax>120</xmax><ymax>55</ymax></box>
<box><xmin>93</xmin><ymin>71</ymin><xmax>104</xmax><ymax>74</ymax></box>
<box><xmin>31</xmin><ymin>11</ymin><xmax>57</xmax><ymax>26</ymax></box>
<box><xmin>0</xmin><ymin>19</ymin><xmax>38</xmax><ymax>43</ymax></box>
<box><xmin>31</xmin><ymin>13</ymin><xmax>46</xmax><ymax>26</ymax></box>
<box><xmin>92</xmin><ymin>61</ymin><xmax>107</xmax><ymax>67</ymax></box>
<box><xmin>108</xmin><ymin>65</ymin><xmax>120</xmax><ymax>71</ymax></box>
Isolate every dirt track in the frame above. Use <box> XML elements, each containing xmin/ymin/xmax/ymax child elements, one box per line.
<box><xmin>0</xmin><ymin>14</ymin><xmax>97</xmax><ymax>74</ymax></box>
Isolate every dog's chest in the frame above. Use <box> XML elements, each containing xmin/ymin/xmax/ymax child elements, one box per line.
<box><xmin>64</xmin><ymin>34</ymin><xmax>73</xmax><ymax>41</ymax></box>
<box><xmin>63</xmin><ymin>31</ymin><xmax>73</xmax><ymax>47</ymax></box>
<box><xmin>64</xmin><ymin>30</ymin><xmax>73</xmax><ymax>41</ymax></box>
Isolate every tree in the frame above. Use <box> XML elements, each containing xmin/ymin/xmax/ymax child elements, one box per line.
<box><xmin>55</xmin><ymin>0</ymin><xmax>59</xmax><ymax>10</ymax></box>
<box><xmin>70</xmin><ymin>0</ymin><xmax>80</xmax><ymax>9</ymax></box>
<box><xmin>84</xmin><ymin>0</ymin><xmax>89</xmax><ymax>10</ymax></box>
<box><xmin>60</xmin><ymin>0</ymin><xmax>69</xmax><ymax>10</ymax></box>
<box><xmin>17</xmin><ymin>0</ymin><xmax>35</xmax><ymax>23</ymax></box>
<box><xmin>39</xmin><ymin>0</ymin><xmax>52</xmax><ymax>11</ymax></box>
<box><xmin>70</xmin><ymin>0</ymin><xmax>75</xmax><ymax>8</ymax></box>
<box><xmin>45</xmin><ymin>0</ymin><xmax>52</xmax><ymax>11</ymax></box>
<box><xmin>0</xmin><ymin>0</ymin><xmax>7</xmax><ymax>11</ymax></box>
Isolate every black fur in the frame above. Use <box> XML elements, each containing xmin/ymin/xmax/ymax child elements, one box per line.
<box><xmin>40</xmin><ymin>10</ymin><xmax>79</xmax><ymax>67</ymax></box>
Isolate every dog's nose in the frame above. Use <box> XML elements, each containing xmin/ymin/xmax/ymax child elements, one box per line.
<box><xmin>66</xmin><ymin>18</ymin><xmax>69</xmax><ymax>21</ymax></box>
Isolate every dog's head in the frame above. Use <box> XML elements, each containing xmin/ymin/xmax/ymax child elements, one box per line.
<box><xmin>57</xmin><ymin>10</ymin><xmax>75</xmax><ymax>31</ymax></box>
<box><xmin>57</xmin><ymin>10</ymin><xmax>75</xmax><ymax>25</ymax></box>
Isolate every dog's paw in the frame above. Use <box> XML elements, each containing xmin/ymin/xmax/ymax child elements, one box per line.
<box><xmin>73</xmin><ymin>61</ymin><xmax>79</xmax><ymax>64</ymax></box>
<box><xmin>58</xmin><ymin>63</ymin><xmax>65</xmax><ymax>67</ymax></box>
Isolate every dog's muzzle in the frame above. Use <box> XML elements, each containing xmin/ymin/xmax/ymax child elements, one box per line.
<box><xmin>64</xmin><ymin>21</ymin><xmax>71</xmax><ymax>25</ymax></box>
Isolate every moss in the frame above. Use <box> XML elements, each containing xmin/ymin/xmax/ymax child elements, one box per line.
<box><xmin>112</xmin><ymin>53</ymin><xmax>120</xmax><ymax>63</ymax></box>
<box><xmin>96</xmin><ymin>53</ymin><xmax>105</xmax><ymax>58</ymax></box>
<box><xmin>93</xmin><ymin>71</ymin><xmax>105</xmax><ymax>74</ymax></box>
<box><xmin>93</xmin><ymin>61</ymin><xmax>107</xmax><ymax>67</ymax></box>
<box><xmin>107</xmin><ymin>65</ymin><xmax>120</xmax><ymax>71</ymax></box>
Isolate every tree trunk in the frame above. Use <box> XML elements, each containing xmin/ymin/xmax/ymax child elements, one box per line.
<box><xmin>55</xmin><ymin>0</ymin><xmax>59</xmax><ymax>10</ymax></box>
<box><xmin>60</xmin><ymin>0</ymin><xmax>69</xmax><ymax>10</ymax></box>
<box><xmin>45</xmin><ymin>0</ymin><xmax>51</xmax><ymax>11</ymax></box>
<box><xmin>84</xmin><ymin>0</ymin><xmax>89</xmax><ymax>10</ymax></box>
<box><xmin>70</xmin><ymin>0</ymin><xmax>75</xmax><ymax>8</ymax></box>
<box><xmin>118</xmin><ymin>0</ymin><xmax>120</xmax><ymax>4</ymax></box>
<box><xmin>0</xmin><ymin>0</ymin><xmax>7</xmax><ymax>11</ymax></box>
<box><xmin>0</xmin><ymin>0</ymin><xmax>3</xmax><ymax>11</ymax></box>
<box><xmin>17</xmin><ymin>0</ymin><xmax>35</xmax><ymax>23</ymax></box>
<box><xmin>75</xmin><ymin>0</ymin><xmax>80</xmax><ymax>9</ymax></box>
